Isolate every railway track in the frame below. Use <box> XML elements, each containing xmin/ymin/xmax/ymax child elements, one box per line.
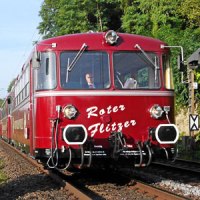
<box><xmin>0</xmin><ymin>139</ymin><xmax>189</xmax><ymax>200</ymax></box>
<box><xmin>153</xmin><ymin>158</ymin><xmax>200</xmax><ymax>174</ymax></box>
<box><xmin>130</xmin><ymin>159</ymin><xmax>200</xmax><ymax>199</ymax></box>
<box><xmin>54</xmin><ymin>166</ymin><xmax>187</xmax><ymax>200</ymax></box>
<box><xmin>0</xmin><ymin>140</ymin><xmax>92</xmax><ymax>200</ymax></box>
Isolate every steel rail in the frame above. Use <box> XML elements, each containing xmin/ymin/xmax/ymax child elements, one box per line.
<box><xmin>0</xmin><ymin>140</ymin><xmax>92</xmax><ymax>200</ymax></box>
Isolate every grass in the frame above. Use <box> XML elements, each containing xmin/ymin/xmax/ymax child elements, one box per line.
<box><xmin>177</xmin><ymin>139</ymin><xmax>200</xmax><ymax>162</ymax></box>
<box><xmin>0</xmin><ymin>160</ymin><xmax>8</xmax><ymax>184</ymax></box>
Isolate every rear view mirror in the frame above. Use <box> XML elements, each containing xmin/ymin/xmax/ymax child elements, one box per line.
<box><xmin>177</xmin><ymin>54</ymin><xmax>185</xmax><ymax>72</ymax></box>
<box><xmin>32</xmin><ymin>47</ymin><xmax>41</xmax><ymax>69</ymax></box>
<box><xmin>7</xmin><ymin>96</ymin><xmax>11</xmax><ymax>104</ymax></box>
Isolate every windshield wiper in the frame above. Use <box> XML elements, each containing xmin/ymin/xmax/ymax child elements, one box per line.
<box><xmin>67</xmin><ymin>43</ymin><xmax>88</xmax><ymax>72</ymax></box>
<box><xmin>135</xmin><ymin>44</ymin><xmax>159</xmax><ymax>82</ymax></box>
<box><xmin>66</xmin><ymin>43</ymin><xmax>88</xmax><ymax>82</ymax></box>
<box><xmin>134</xmin><ymin>44</ymin><xmax>159</xmax><ymax>70</ymax></box>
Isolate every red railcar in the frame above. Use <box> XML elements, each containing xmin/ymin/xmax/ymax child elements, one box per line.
<box><xmin>0</xmin><ymin>96</ymin><xmax>12</xmax><ymax>143</ymax></box>
<box><xmin>2</xmin><ymin>31</ymin><xmax>179</xmax><ymax>169</ymax></box>
<box><xmin>0</xmin><ymin>107</ymin><xmax>2</xmax><ymax>138</ymax></box>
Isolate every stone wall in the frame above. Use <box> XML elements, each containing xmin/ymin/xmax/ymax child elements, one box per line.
<box><xmin>175</xmin><ymin>108</ymin><xmax>190</xmax><ymax>135</ymax></box>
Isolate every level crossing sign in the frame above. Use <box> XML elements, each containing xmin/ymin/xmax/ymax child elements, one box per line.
<box><xmin>189</xmin><ymin>114</ymin><xmax>199</xmax><ymax>131</ymax></box>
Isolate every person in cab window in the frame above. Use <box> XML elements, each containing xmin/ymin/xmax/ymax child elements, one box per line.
<box><xmin>85</xmin><ymin>73</ymin><xmax>95</xmax><ymax>88</ymax></box>
<box><xmin>124</xmin><ymin>72</ymin><xmax>138</xmax><ymax>89</ymax></box>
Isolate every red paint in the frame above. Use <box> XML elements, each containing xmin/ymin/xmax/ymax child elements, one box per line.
<box><xmin>0</xmin><ymin>31</ymin><xmax>178</xmax><ymax>168</ymax></box>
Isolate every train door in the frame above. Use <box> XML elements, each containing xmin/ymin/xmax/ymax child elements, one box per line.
<box><xmin>7</xmin><ymin>96</ymin><xmax>12</xmax><ymax>142</ymax></box>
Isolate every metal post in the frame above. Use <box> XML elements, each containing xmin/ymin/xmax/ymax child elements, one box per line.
<box><xmin>188</xmin><ymin>68</ymin><xmax>195</xmax><ymax>137</ymax></box>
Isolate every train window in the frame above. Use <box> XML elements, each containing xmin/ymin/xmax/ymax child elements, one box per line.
<box><xmin>113</xmin><ymin>52</ymin><xmax>161</xmax><ymax>89</ymax></box>
<box><xmin>35</xmin><ymin>52</ymin><xmax>57</xmax><ymax>90</ymax></box>
<box><xmin>46</xmin><ymin>58</ymin><xmax>49</xmax><ymax>75</ymax></box>
<box><xmin>60</xmin><ymin>51</ymin><xmax>110</xmax><ymax>89</ymax></box>
<box><xmin>163</xmin><ymin>54</ymin><xmax>174</xmax><ymax>90</ymax></box>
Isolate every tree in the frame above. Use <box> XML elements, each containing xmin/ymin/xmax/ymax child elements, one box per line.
<box><xmin>121</xmin><ymin>0</ymin><xmax>183</xmax><ymax>38</ymax></box>
<box><xmin>179</xmin><ymin>0</ymin><xmax>200</xmax><ymax>28</ymax></box>
<box><xmin>121</xmin><ymin>0</ymin><xmax>200</xmax><ymax>106</ymax></box>
<box><xmin>0</xmin><ymin>98</ymin><xmax>4</xmax><ymax>107</ymax></box>
<box><xmin>38</xmin><ymin>0</ymin><xmax>122</xmax><ymax>38</ymax></box>
<box><xmin>38</xmin><ymin>0</ymin><xmax>61</xmax><ymax>38</ymax></box>
<box><xmin>7</xmin><ymin>79</ymin><xmax>16</xmax><ymax>93</ymax></box>
<box><xmin>37</xmin><ymin>0</ymin><xmax>200</xmax><ymax>107</ymax></box>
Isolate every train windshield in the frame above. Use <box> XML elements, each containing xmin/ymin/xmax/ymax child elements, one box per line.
<box><xmin>60</xmin><ymin>51</ymin><xmax>110</xmax><ymax>89</ymax></box>
<box><xmin>113</xmin><ymin>52</ymin><xmax>160</xmax><ymax>89</ymax></box>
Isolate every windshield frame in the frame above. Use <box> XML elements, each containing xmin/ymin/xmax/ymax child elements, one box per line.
<box><xmin>60</xmin><ymin>51</ymin><xmax>110</xmax><ymax>90</ymax></box>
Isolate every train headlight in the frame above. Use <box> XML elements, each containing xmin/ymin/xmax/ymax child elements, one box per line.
<box><xmin>104</xmin><ymin>30</ymin><xmax>119</xmax><ymax>45</ymax></box>
<box><xmin>63</xmin><ymin>125</ymin><xmax>88</xmax><ymax>145</ymax></box>
<box><xmin>63</xmin><ymin>105</ymin><xmax>77</xmax><ymax>119</ymax></box>
<box><xmin>150</xmin><ymin>105</ymin><xmax>163</xmax><ymax>119</ymax></box>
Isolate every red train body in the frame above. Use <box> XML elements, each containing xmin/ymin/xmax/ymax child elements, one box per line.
<box><xmin>0</xmin><ymin>31</ymin><xmax>179</xmax><ymax>169</ymax></box>
<box><xmin>1</xmin><ymin>97</ymin><xmax>12</xmax><ymax>142</ymax></box>
<box><xmin>0</xmin><ymin>109</ymin><xmax>2</xmax><ymax>138</ymax></box>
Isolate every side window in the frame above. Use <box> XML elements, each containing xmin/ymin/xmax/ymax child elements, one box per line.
<box><xmin>163</xmin><ymin>54</ymin><xmax>174</xmax><ymax>90</ymax></box>
<box><xmin>7</xmin><ymin>97</ymin><xmax>12</xmax><ymax>115</ymax></box>
<box><xmin>35</xmin><ymin>52</ymin><xmax>56</xmax><ymax>90</ymax></box>
<box><xmin>1</xmin><ymin>104</ymin><xmax>6</xmax><ymax>119</ymax></box>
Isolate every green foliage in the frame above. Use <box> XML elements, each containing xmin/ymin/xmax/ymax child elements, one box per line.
<box><xmin>0</xmin><ymin>161</ymin><xmax>7</xmax><ymax>184</ymax></box>
<box><xmin>38</xmin><ymin>0</ymin><xmax>122</xmax><ymax>38</ymax></box>
<box><xmin>37</xmin><ymin>0</ymin><xmax>200</xmax><ymax>107</ymax></box>
<box><xmin>0</xmin><ymin>99</ymin><xmax>4</xmax><ymax>107</ymax></box>
<box><xmin>121</xmin><ymin>0</ymin><xmax>200</xmax><ymax>107</ymax></box>
<box><xmin>121</xmin><ymin>0</ymin><xmax>182</xmax><ymax>37</ymax></box>
<box><xmin>179</xmin><ymin>0</ymin><xmax>200</xmax><ymax>28</ymax></box>
<box><xmin>195</xmin><ymin>132</ymin><xmax>200</xmax><ymax>142</ymax></box>
<box><xmin>7</xmin><ymin>78</ymin><xmax>16</xmax><ymax>93</ymax></box>
<box><xmin>38</xmin><ymin>0</ymin><xmax>61</xmax><ymax>38</ymax></box>
<box><xmin>178</xmin><ymin>132</ymin><xmax>187</xmax><ymax>141</ymax></box>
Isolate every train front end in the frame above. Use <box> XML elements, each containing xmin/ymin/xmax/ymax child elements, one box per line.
<box><xmin>33</xmin><ymin>31</ymin><xmax>179</xmax><ymax>169</ymax></box>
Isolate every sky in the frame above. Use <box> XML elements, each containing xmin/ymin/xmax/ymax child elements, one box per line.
<box><xmin>0</xmin><ymin>0</ymin><xmax>43</xmax><ymax>98</ymax></box>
